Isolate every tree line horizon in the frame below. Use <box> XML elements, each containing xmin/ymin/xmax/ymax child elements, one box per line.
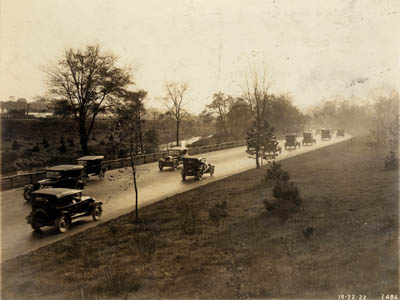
<box><xmin>7</xmin><ymin>44</ymin><xmax>396</xmax><ymax>169</ymax></box>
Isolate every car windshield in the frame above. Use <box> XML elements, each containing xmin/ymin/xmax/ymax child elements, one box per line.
<box><xmin>46</xmin><ymin>171</ymin><xmax>61</xmax><ymax>178</ymax></box>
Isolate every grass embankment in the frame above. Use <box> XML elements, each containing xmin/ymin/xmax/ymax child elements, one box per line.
<box><xmin>2</xmin><ymin>137</ymin><xmax>399</xmax><ymax>299</ymax></box>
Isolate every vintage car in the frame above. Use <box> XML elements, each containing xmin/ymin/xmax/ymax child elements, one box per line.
<box><xmin>246</xmin><ymin>137</ymin><xmax>282</xmax><ymax>158</ymax></box>
<box><xmin>302</xmin><ymin>132</ymin><xmax>317</xmax><ymax>146</ymax></box>
<box><xmin>23</xmin><ymin>165</ymin><xmax>85</xmax><ymax>202</ymax></box>
<box><xmin>336</xmin><ymin>129</ymin><xmax>345</xmax><ymax>137</ymax></box>
<box><xmin>321</xmin><ymin>129</ymin><xmax>332</xmax><ymax>141</ymax></box>
<box><xmin>181</xmin><ymin>157</ymin><xmax>215</xmax><ymax>181</ymax></box>
<box><xmin>159</xmin><ymin>146</ymin><xmax>188</xmax><ymax>171</ymax></box>
<box><xmin>26</xmin><ymin>188</ymin><xmax>102</xmax><ymax>233</ymax></box>
<box><xmin>262</xmin><ymin>138</ymin><xmax>282</xmax><ymax>159</ymax></box>
<box><xmin>284</xmin><ymin>134</ymin><xmax>301</xmax><ymax>150</ymax></box>
<box><xmin>76</xmin><ymin>155</ymin><xmax>106</xmax><ymax>179</ymax></box>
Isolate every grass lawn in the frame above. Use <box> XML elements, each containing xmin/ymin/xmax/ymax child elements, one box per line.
<box><xmin>2</xmin><ymin>137</ymin><xmax>399</xmax><ymax>300</ymax></box>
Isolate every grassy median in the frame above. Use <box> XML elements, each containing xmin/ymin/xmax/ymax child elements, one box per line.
<box><xmin>2</xmin><ymin>137</ymin><xmax>399</xmax><ymax>300</ymax></box>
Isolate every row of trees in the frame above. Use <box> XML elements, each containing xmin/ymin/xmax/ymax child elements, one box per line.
<box><xmin>44</xmin><ymin>45</ymin><xmax>195</xmax><ymax>156</ymax></box>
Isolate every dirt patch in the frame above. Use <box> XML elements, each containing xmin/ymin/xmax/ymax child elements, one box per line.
<box><xmin>1</xmin><ymin>137</ymin><xmax>398</xmax><ymax>299</ymax></box>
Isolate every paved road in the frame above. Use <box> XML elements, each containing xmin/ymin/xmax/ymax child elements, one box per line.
<box><xmin>0</xmin><ymin>135</ymin><xmax>351</xmax><ymax>262</ymax></box>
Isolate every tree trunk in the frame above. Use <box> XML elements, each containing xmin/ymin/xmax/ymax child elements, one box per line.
<box><xmin>130</xmin><ymin>140</ymin><xmax>139</xmax><ymax>222</ymax></box>
<box><xmin>176</xmin><ymin>120</ymin><xmax>180</xmax><ymax>146</ymax></box>
<box><xmin>138</xmin><ymin>112</ymin><xmax>144</xmax><ymax>153</ymax></box>
<box><xmin>78</xmin><ymin>115</ymin><xmax>90</xmax><ymax>154</ymax></box>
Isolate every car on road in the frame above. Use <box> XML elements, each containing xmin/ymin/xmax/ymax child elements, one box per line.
<box><xmin>76</xmin><ymin>155</ymin><xmax>106</xmax><ymax>179</ymax></box>
<box><xmin>321</xmin><ymin>129</ymin><xmax>332</xmax><ymax>141</ymax></box>
<box><xmin>23</xmin><ymin>165</ymin><xmax>85</xmax><ymax>202</ymax></box>
<box><xmin>26</xmin><ymin>188</ymin><xmax>102</xmax><ymax>233</ymax></box>
<box><xmin>336</xmin><ymin>129</ymin><xmax>345</xmax><ymax>137</ymax></box>
<box><xmin>181</xmin><ymin>157</ymin><xmax>215</xmax><ymax>181</ymax></box>
<box><xmin>159</xmin><ymin>146</ymin><xmax>188</xmax><ymax>171</ymax></box>
<box><xmin>284</xmin><ymin>134</ymin><xmax>301</xmax><ymax>150</ymax></box>
<box><xmin>262</xmin><ymin>138</ymin><xmax>282</xmax><ymax>159</ymax></box>
<box><xmin>302</xmin><ymin>132</ymin><xmax>316</xmax><ymax>146</ymax></box>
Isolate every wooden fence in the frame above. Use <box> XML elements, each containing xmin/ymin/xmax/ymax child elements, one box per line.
<box><xmin>0</xmin><ymin>140</ymin><xmax>246</xmax><ymax>191</ymax></box>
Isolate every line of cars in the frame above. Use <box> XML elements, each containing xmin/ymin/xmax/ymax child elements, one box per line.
<box><xmin>158</xmin><ymin>146</ymin><xmax>215</xmax><ymax>181</ymax></box>
<box><xmin>24</xmin><ymin>129</ymin><xmax>344</xmax><ymax>234</ymax></box>
<box><xmin>247</xmin><ymin>128</ymin><xmax>346</xmax><ymax>157</ymax></box>
<box><xmin>25</xmin><ymin>149</ymin><xmax>217</xmax><ymax>233</ymax></box>
<box><xmin>24</xmin><ymin>156</ymin><xmax>106</xmax><ymax>233</ymax></box>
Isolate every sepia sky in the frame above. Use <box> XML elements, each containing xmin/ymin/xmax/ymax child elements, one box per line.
<box><xmin>0</xmin><ymin>0</ymin><xmax>399</xmax><ymax>113</ymax></box>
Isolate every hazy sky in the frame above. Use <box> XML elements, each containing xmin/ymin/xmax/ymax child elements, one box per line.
<box><xmin>0</xmin><ymin>0</ymin><xmax>399</xmax><ymax>113</ymax></box>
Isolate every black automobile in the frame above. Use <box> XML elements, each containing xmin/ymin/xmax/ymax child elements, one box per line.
<box><xmin>181</xmin><ymin>157</ymin><xmax>215</xmax><ymax>181</ymax></box>
<box><xmin>321</xmin><ymin>129</ymin><xmax>332</xmax><ymax>141</ymax></box>
<box><xmin>336</xmin><ymin>129</ymin><xmax>345</xmax><ymax>137</ymax></box>
<box><xmin>284</xmin><ymin>134</ymin><xmax>301</xmax><ymax>150</ymax></box>
<box><xmin>302</xmin><ymin>132</ymin><xmax>316</xmax><ymax>146</ymax></box>
<box><xmin>23</xmin><ymin>165</ymin><xmax>85</xmax><ymax>202</ymax></box>
<box><xmin>159</xmin><ymin>147</ymin><xmax>188</xmax><ymax>171</ymax></box>
<box><xmin>76</xmin><ymin>155</ymin><xmax>106</xmax><ymax>179</ymax></box>
<box><xmin>26</xmin><ymin>188</ymin><xmax>102</xmax><ymax>233</ymax></box>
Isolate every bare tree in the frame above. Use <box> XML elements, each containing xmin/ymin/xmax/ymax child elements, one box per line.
<box><xmin>43</xmin><ymin>45</ymin><xmax>132</xmax><ymax>154</ymax></box>
<box><xmin>204</xmin><ymin>92</ymin><xmax>233</xmax><ymax>137</ymax></box>
<box><xmin>163</xmin><ymin>81</ymin><xmax>188</xmax><ymax>146</ymax></box>
<box><xmin>109</xmin><ymin>93</ymin><xmax>145</xmax><ymax>222</ymax></box>
<box><xmin>242</xmin><ymin>64</ymin><xmax>274</xmax><ymax>168</ymax></box>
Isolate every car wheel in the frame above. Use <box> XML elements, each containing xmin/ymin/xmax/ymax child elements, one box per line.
<box><xmin>99</xmin><ymin>169</ymin><xmax>105</xmax><ymax>179</ymax></box>
<box><xmin>92</xmin><ymin>204</ymin><xmax>102</xmax><ymax>221</ymax></box>
<box><xmin>23</xmin><ymin>188</ymin><xmax>33</xmax><ymax>201</ymax></box>
<box><xmin>30</xmin><ymin>208</ymin><xmax>48</xmax><ymax>230</ymax></box>
<box><xmin>196</xmin><ymin>171</ymin><xmax>203</xmax><ymax>180</ymax></box>
<box><xmin>181</xmin><ymin>173</ymin><xmax>186</xmax><ymax>181</ymax></box>
<box><xmin>159</xmin><ymin>163</ymin><xmax>163</xmax><ymax>171</ymax></box>
<box><xmin>56</xmin><ymin>215</ymin><xmax>71</xmax><ymax>233</ymax></box>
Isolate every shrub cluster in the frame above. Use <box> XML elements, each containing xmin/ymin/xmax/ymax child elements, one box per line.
<box><xmin>263</xmin><ymin>161</ymin><xmax>290</xmax><ymax>186</ymax></box>
<box><xmin>263</xmin><ymin>163</ymin><xmax>302</xmax><ymax>222</ymax></box>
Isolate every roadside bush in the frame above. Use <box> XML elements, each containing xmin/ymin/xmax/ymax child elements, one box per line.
<box><xmin>208</xmin><ymin>200</ymin><xmax>228</xmax><ymax>227</ymax></box>
<box><xmin>263</xmin><ymin>161</ymin><xmax>290</xmax><ymax>186</ymax></box>
<box><xmin>100</xmin><ymin>139</ymin><xmax>105</xmax><ymax>146</ymax></box>
<box><xmin>31</xmin><ymin>144</ymin><xmax>40</xmax><ymax>152</ymax></box>
<box><xmin>384</xmin><ymin>151</ymin><xmax>399</xmax><ymax>170</ymax></box>
<box><xmin>263</xmin><ymin>165</ymin><xmax>302</xmax><ymax>222</ymax></box>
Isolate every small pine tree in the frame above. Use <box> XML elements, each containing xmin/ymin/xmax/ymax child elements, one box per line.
<box><xmin>263</xmin><ymin>164</ymin><xmax>302</xmax><ymax>222</ymax></box>
<box><xmin>246</xmin><ymin>119</ymin><xmax>279</xmax><ymax>167</ymax></box>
